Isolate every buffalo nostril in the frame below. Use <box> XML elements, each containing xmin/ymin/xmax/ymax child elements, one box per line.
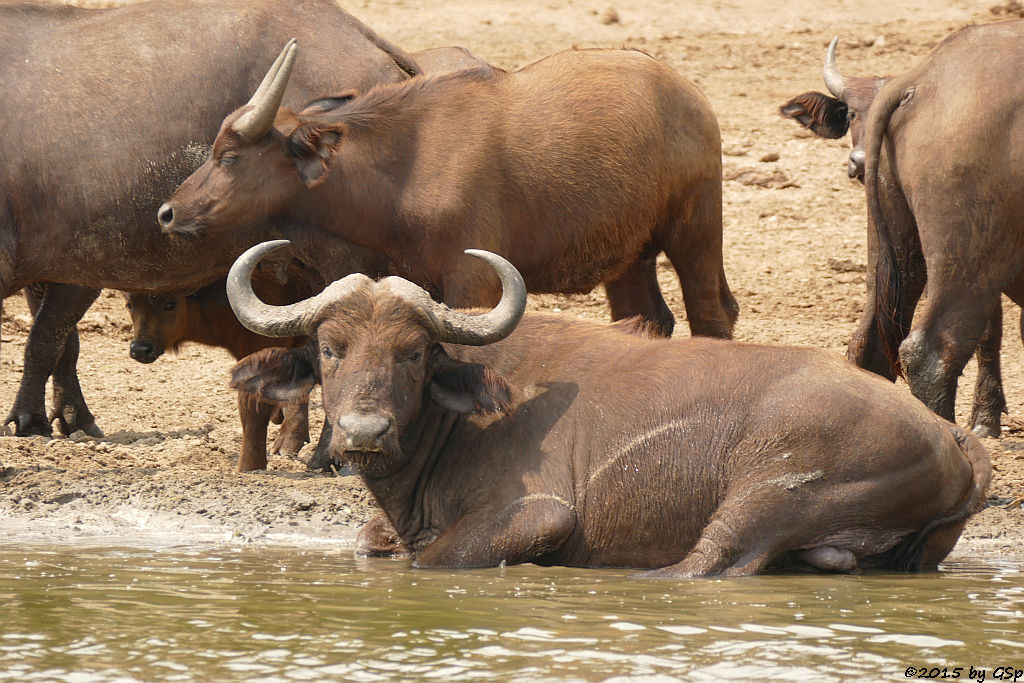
<box><xmin>337</xmin><ymin>413</ymin><xmax>394</xmax><ymax>450</ymax></box>
<box><xmin>157</xmin><ymin>203</ymin><xmax>174</xmax><ymax>228</ymax></box>
<box><xmin>129</xmin><ymin>341</ymin><xmax>157</xmax><ymax>363</ymax></box>
<box><xmin>848</xmin><ymin>148</ymin><xmax>866</xmax><ymax>179</ymax></box>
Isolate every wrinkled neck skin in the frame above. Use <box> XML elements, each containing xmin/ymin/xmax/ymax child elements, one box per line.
<box><xmin>351</xmin><ymin>400</ymin><xmax>463</xmax><ymax>551</ymax></box>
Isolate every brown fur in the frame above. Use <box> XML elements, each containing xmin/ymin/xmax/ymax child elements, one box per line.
<box><xmin>236</xmin><ymin>273</ymin><xmax>991</xmax><ymax>576</ymax></box>
<box><xmin>780</xmin><ymin>27</ymin><xmax>1023</xmax><ymax>437</ymax></box>
<box><xmin>125</xmin><ymin>258</ymin><xmax>318</xmax><ymax>472</ymax></box>
<box><xmin>162</xmin><ymin>47</ymin><xmax>738</xmax><ymax>339</ymax></box>
<box><xmin>0</xmin><ymin>0</ymin><xmax>409</xmax><ymax>438</ymax></box>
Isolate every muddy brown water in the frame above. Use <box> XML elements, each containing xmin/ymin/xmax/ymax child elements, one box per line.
<box><xmin>2</xmin><ymin>541</ymin><xmax>1023</xmax><ymax>682</ymax></box>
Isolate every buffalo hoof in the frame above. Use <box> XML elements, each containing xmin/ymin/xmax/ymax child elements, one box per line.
<box><xmin>301</xmin><ymin>445</ymin><xmax>333</xmax><ymax>472</ymax></box>
<box><xmin>356</xmin><ymin>513</ymin><xmax>412</xmax><ymax>558</ymax></box>
<box><xmin>4</xmin><ymin>408</ymin><xmax>53</xmax><ymax>437</ymax></box>
<box><xmin>970</xmin><ymin>421</ymin><xmax>1001</xmax><ymax>439</ymax></box>
<box><xmin>271</xmin><ymin>432</ymin><xmax>309</xmax><ymax>459</ymax></box>
<box><xmin>301</xmin><ymin>432</ymin><xmax>350</xmax><ymax>473</ymax></box>
<box><xmin>50</xmin><ymin>405</ymin><xmax>104</xmax><ymax>438</ymax></box>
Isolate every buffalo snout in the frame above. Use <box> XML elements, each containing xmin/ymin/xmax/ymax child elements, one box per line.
<box><xmin>848</xmin><ymin>148</ymin><xmax>866</xmax><ymax>181</ymax></box>
<box><xmin>129</xmin><ymin>340</ymin><xmax>161</xmax><ymax>363</ymax></box>
<box><xmin>337</xmin><ymin>413</ymin><xmax>394</xmax><ymax>451</ymax></box>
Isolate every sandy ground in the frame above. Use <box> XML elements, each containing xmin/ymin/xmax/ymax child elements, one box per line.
<box><xmin>1</xmin><ymin>0</ymin><xmax>1022</xmax><ymax>562</ymax></box>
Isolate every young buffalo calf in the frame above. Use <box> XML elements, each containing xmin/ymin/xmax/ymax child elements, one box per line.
<box><xmin>226</xmin><ymin>241</ymin><xmax>991</xmax><ymax>576</ymax></box>
<box><xmin>124</xmin><ymin>257</ymin><xmax>317</xmax><ymax>471</ymax></box>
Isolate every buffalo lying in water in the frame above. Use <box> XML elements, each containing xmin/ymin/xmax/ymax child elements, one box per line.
<box><xmin>225</xmin><ymin>241</ymin><xmax>990</xmax><ymax>576</ymax></box>
<box><xmin>159</xmin><ymin>43</ymin><xmax>738</xmax><ymax>340</ymax></box>
<box><xmin>0</xmin><ymin>0</ymin><xmax>413</xmax><ymax>438</ymax></box>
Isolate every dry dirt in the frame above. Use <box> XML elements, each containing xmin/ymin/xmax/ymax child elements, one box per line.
<box><xmin>2</xmin><ymin>0</ymin><xmax>1022</xmax><ymax>562</ymax></box>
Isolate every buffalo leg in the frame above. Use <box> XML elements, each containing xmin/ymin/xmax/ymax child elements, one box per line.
<box><xmin>661</xmin><ymin>183</ymin><xmax>738</xmax><ymax>339</ymax></box>
<box><xmin>237</xmin><ymin>393</ymin><xmax>274</xmax><ymax>471</ymax></box>
<box><xmin>6</xmin><ymin>283</ymin><xmax>100</xmax><ymax>437</ymax></box>
<box><xmin>900</xmin><ymin>292</ymin><xmax>1002</xmax><ymax>423</ymax></box>
<box><xmin>969</xmin><ymin>305</ymin><xmax>1006</xmax><ymax>438</ymax></box>
<box><xmin>636</xmin><ymin>511</ymin><xmax>782</xmax><ymax>578</ymax></box>
<box><xmin>847</xmin><ymin>264</ymin><xmax>925</xmax><ymax>380</ymax></box>
<box><xmin>849</xmin><ymin>213</ymin><xmax>927</xmax><ymax>378</ymax></box>
<box><xmin>602</xmin><ymin>257</ymin><xmax>674</xmax><ymax>337</ymax></box>
<box><xmin>270</xmin><ymin>401</ymin><xmax>311</xmax><ymax>458</ymax></box>
<box><xmin>852</xmin><ymin>232</ymin><xmax>1005</xmax><ymax>436</ymax></box>
<box><xmin>303</xmin><ymin>416</ymin><xmax>337</xmax><ymax>472</ymax></box>
<box><xmin>412</xmin><ymin>495</ymin><xmax>576</xmax><ymax>569</ymax></box>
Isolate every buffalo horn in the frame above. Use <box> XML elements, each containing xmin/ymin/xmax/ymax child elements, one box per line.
<box><xmin>232</xmin><ymin>39</ymin><xmax>298</xmax><ymax>141</ymax></box>
<box><xmin>226</xmin><ymin>240</ymin><xmax>372</xmax><ymax>337</ymax></box>
<box><xmin>380</xmin><ymin>250</ymin><xmax>527</xmax><ymax>346</ymax></box>
<box><xmin>823</xmin><ymin>37</ymin><xmax>848</xmax><ymax>100</ymax></box>
<box><xmin>227</xmin><ymin>243</ymin><xmax>526</xmax><ymax>345</ymax></box>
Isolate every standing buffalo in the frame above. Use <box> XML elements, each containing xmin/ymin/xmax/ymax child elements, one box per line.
<box><xmin>226</xmin><ymin>241</ymin><xmax>990</xmax><ymax>575</ymax></box>
<box><xmin>159</xmin><ymin>43</ymin><xmax>739</xmax><ymax>340</ymax></box>
<box><xmin>124</xmin><ymin>255</ymin><xmax>321</xmax><ymax>471</ymax></box>
<box><xmin>0</xmin><ymin>0</ymin><xmax>417</xmax><ymax>439</ymax></box>
<box><xmin>780</xmin><ymin>29</ymin><xmax>1022</xmax><ymax>435</ymax></box>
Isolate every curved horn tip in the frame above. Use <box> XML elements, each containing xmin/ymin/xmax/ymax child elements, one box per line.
<box><xmin>464</xmin><ymin>248</ymin><xmax>499</xmax><ymax>260</ymax></box>
<box><xmin>822</xmin><ymin>36</ymin><xmax>848</xmax><ymax>99</ymax></box>
<box><xmin>246</xmin><ymin>239</ymin><xmax>292</xmax><ymax>259</ymax></box>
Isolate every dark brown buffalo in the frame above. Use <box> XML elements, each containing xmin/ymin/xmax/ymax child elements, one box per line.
<box><xmin>124</xmin><ymin>256</ymin><xmax>320</xmax><ymax>471</ymax></box>
<box><xmin>780</xmin><ymin>32</ymin><xmax>1019</xmax><ymax>436</ymax></box>
<box><xmin>159</xmin><ymin>44</ymin><xmax>738</xmax><ymax>340</ymax></box>
<box><xmin>0</xmin><ymin>0</ymin><xmax>415</xmax><ymax>439</ymax></box>
<box><xmin>225</xmin><ymin>240</ymin><xmax>990</xmax><ymax>575</ymax></box>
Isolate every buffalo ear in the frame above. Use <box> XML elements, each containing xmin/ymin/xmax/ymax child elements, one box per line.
<box><xmin>780</xmin><ymin>91</ymin><xmax>849</xmax><ymax>139</ymax></box>
<box><xmin>230</xmin><ymin>347</ymin><xmax>317</xmax><ymax>403</ymax></box>
<box><xmin>429</xmin><ymin>345</ymin><xmax>512</xmax><ymax>415</ymax></box>
<box><xmin>288</xmin><ymin>123</ymin><xmax>346</xmax><ymax>188</ymax></box>
<box><xmin>299</xmin><ymin>90</ymin><xmax>358</xmax><ymax>116</ymax></box>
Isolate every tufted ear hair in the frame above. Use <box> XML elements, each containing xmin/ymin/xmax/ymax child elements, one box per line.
<box><xmin>780</xmin><ymin>91</ymin><xmax>849</xmax><ymax>139</ymax></box>
<box><xmin>287</xmin><ymin>122</ymin><xmax>347</xmax><ymax>187</ymax></box>
<box><xmin>230</xmin><ymin>346</ymin><xmax>318</xmax><ymax>403</ymax></box>
<box><xmin>299</xmin><ymin>90</ymin><xmax>359</xmax><ymax>116</ymax></box>
<box><xmin>428</xmin><ymin>344</ymin><xmax>512</xmax><ymax>415</ymax></box>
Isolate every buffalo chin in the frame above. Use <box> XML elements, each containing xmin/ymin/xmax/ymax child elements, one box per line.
<box><xmin>343</xmin><ymin>449</ymin><xmax>406</xmax><ymax>478</ymax></box>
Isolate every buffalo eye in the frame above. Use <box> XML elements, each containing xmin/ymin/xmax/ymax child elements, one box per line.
<box><xmin>163</xmin><ymin>300</ymin><xmax>176</xmax><ymax>312</ymax></box>
<box><xmin>398</xmin><ymin>350</ymin><xmax>423</xmax><ymax>364</ymax></box>
<box><xmin>220</xmin><ymin>154</ymin><xmax>239</xmax><ymax>167</ymax></box>
<box><xmin>322</xmin><ymin>343</ymin><xmax>344</xmax><ymax>360</ymax></box>
<box><xmin>125</xmin><ymin>302</ymin><xmax>134</xmax><ymax>312</ymax></box>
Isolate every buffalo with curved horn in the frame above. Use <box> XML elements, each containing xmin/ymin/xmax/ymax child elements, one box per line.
<box><xmin>0</xmin><ymin>0</ymin><xmax>414</xmax><ymax>442</ymax></box>
<box><xmin>160</xmin><ymin>43</ymin><xmax>739</xmax><ymax>342</ymax></box>
<box><xmin>780</xmin><ymin>30</ymin><xmax>1020</xmax><ymax>438</ymax></box>
<box><xmin>226</xmin><ymin>241</ymin><xmax>990</xmax><ymax>576</ymax></box>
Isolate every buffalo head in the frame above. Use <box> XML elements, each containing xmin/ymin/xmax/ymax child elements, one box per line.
<box><xmin>226</xmin><ymin>241</ymin><xmax>527</xmax><ymax>476</ymax></box>
<box><xmin>780</xmin><ymin>38</ymin><xmax>889</xmax><ymax>181</ymax></box>
<box><xmin>124</xmin><ymin>292</ymin><xmax>188</xmax><ymax>363</ymax></box>
<box><xmin>158</xmin><ymin>40</ymin><xmax>348</xmax><ymax>235</ymax></box>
